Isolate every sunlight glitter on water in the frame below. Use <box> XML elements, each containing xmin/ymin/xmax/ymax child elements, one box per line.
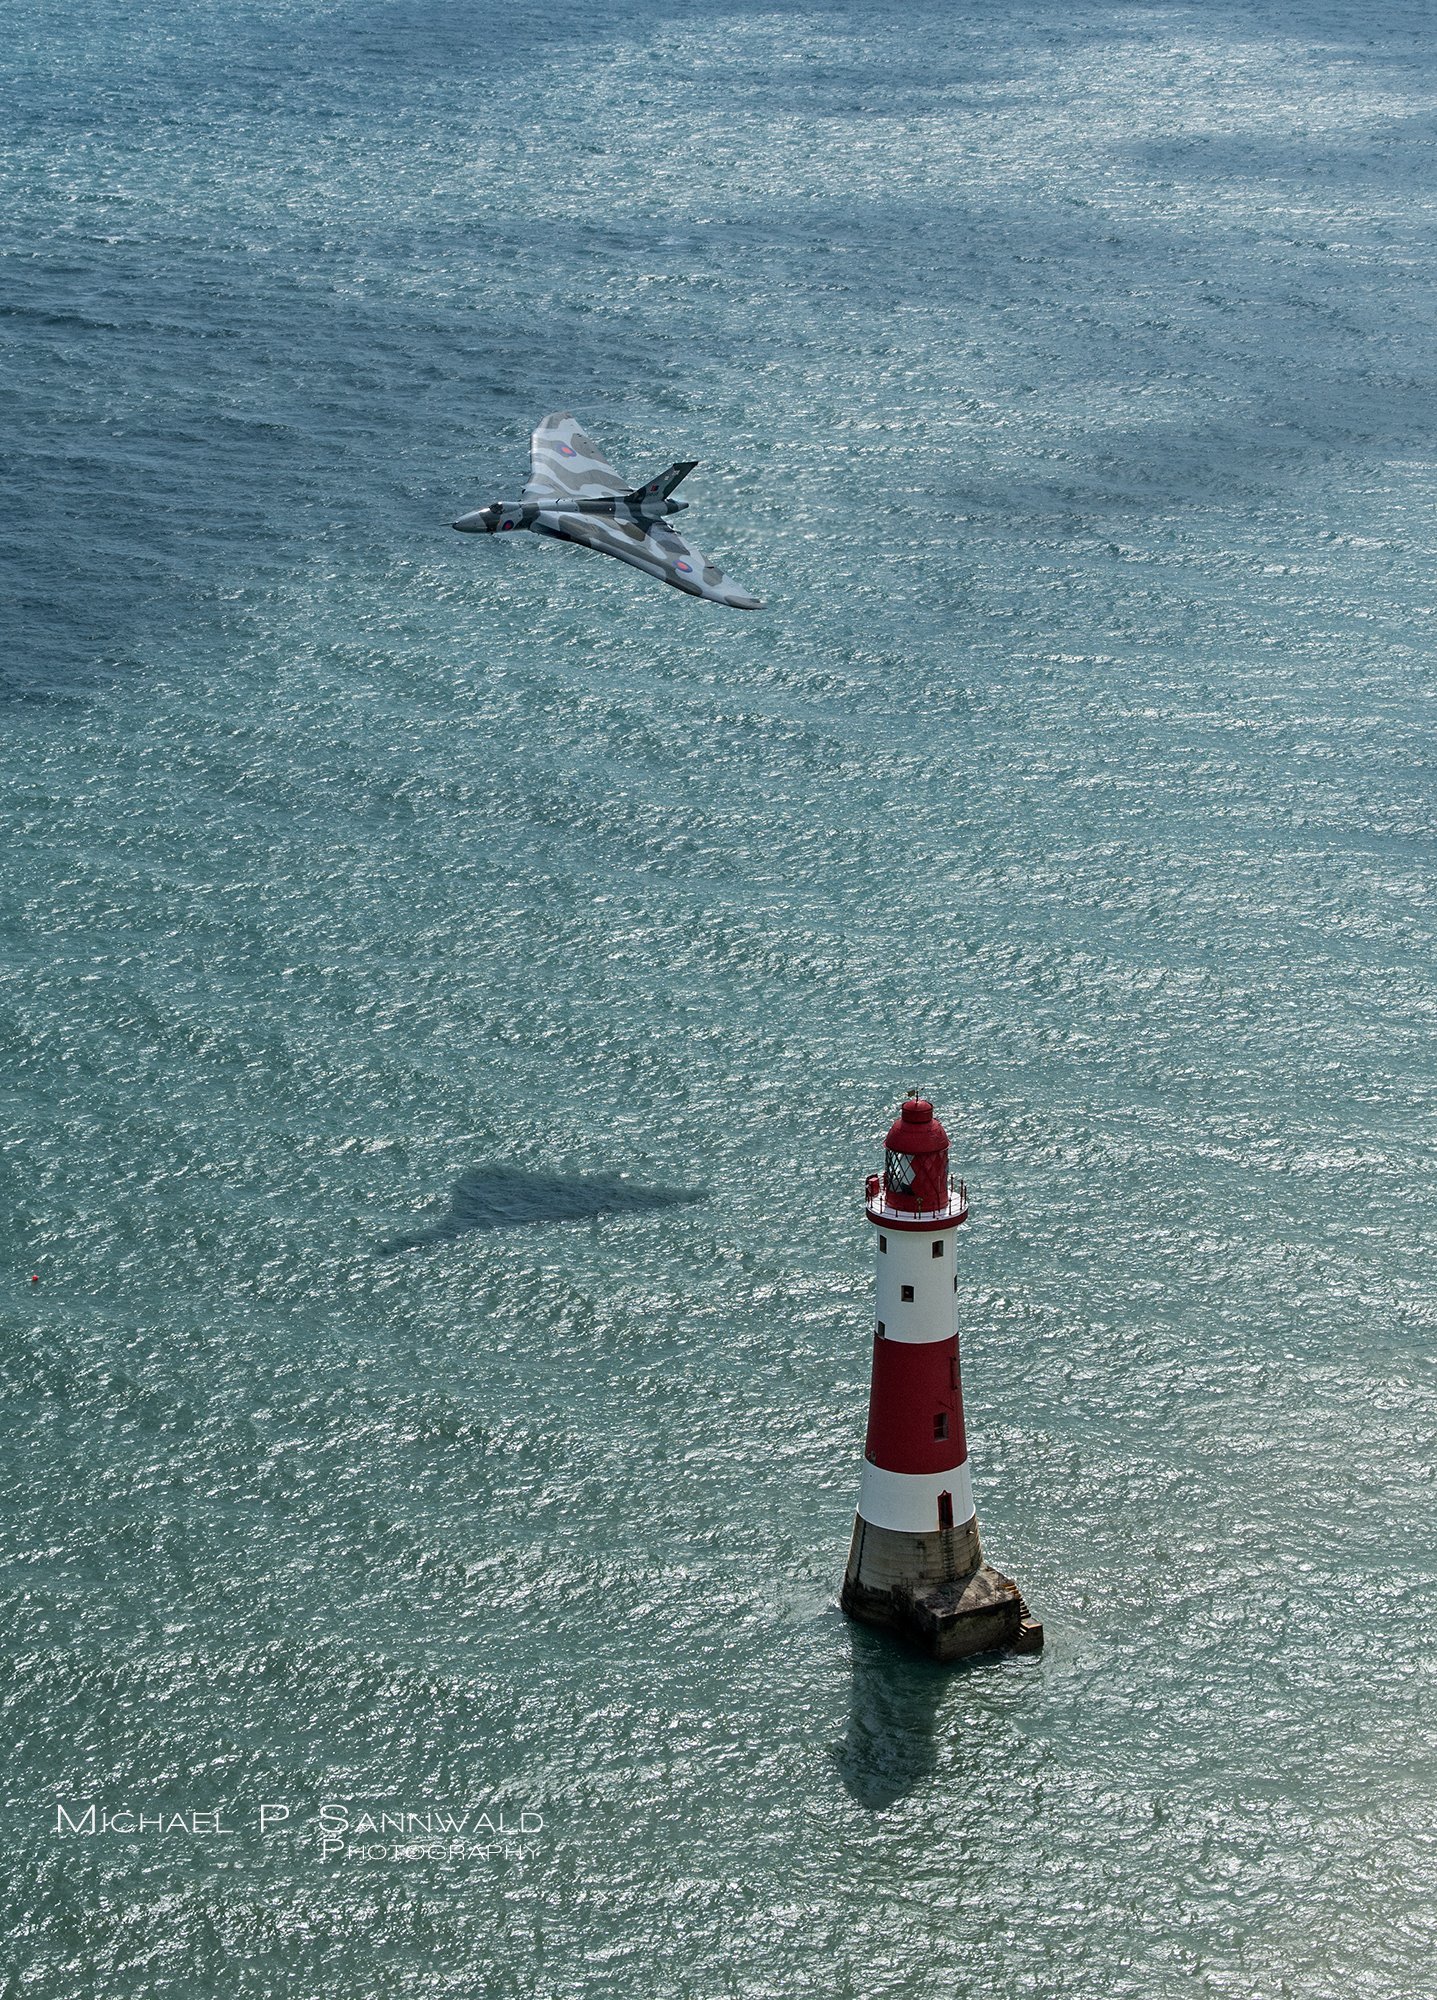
<box><xmin>3</xmin><ymin>2</ymin><xmax>1435</xmax><ymax>1995</ymax></box>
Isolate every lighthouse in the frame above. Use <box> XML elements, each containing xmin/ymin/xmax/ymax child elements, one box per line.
<box><xmin>840</xmin><ymin>1096</ymin><xmax>1042</xmax><ymax>1661</ymax></box>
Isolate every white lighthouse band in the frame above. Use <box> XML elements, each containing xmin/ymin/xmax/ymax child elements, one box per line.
<box><xmin>871</xmin><ymin>1214</ymin><xmax>964</xmax><ymax>1344</ymax></box>
<box><xmin>857</xmin><ymin>1458</ymin><xmax>976</xmax><ymax>1536</ymax></box>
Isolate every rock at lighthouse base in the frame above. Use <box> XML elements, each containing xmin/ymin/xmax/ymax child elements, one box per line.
<box><xmin>899</xmin><ymin>1563</ymin><xmax>1043</xmax><ymax>1662</ymax></box>
<box><xmin>841</xmin><ymin>1518</ymin><xmax>1044</xmax><ymax>1662</ymax></box>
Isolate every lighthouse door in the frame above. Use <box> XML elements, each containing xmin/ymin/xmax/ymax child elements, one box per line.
<box><xmin>937</xmin><ymin>1491</ymin><xmax>954</xmax><ymax>1531</ymax></box>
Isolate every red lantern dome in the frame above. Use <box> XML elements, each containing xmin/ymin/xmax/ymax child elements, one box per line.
<box><xmin>880</xmin><ymin>1096</ymin><xmax>950</xmax><ymax>1215</ymax></box>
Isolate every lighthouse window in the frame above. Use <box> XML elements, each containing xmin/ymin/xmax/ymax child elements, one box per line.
<box><xmin>932</xmin><ymin>1240</ymin><xmax>944</xmax><ymax>1258</ymax></box>
<box><xmin>875</xmin><ymin>1319</ymin><xmax>886</xmax><ymax>1338</ymax></box>
<box><xmin>900</xmin><ymin>1285</ymin><xmax>914</xmax><ymax>1302</ymax></box>
<box><xmin>885</xmin><ymin>1150</ymin><xmax>916</xmax><ymax>1194</ymax></box>
<box><xmin>878</xmin><ymin>1235</ymin><xmax>888</xmax><ymax>1253</ymax></box>
<box><xmin>933</xmin><ymin>1412</ymin><xmax>949</xmax><ymax>1441</ymax></box>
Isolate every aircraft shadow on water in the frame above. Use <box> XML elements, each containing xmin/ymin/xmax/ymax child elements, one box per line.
<box><xmin>381</xmin><ymin>1164</ymin><xmax>706</xmax><ymax>1254</ymax></box>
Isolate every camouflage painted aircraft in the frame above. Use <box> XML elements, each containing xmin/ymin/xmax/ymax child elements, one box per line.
<box><xmin>453</xmin><ymin>413</ymin><xmax>763</xmax><ymax>609</ymax></box>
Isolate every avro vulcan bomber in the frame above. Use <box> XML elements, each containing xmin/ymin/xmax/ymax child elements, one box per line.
<box><xmin>453</xmin><ymin>413</ymin><xmax>763</xmax><ymax>609</ymax></box>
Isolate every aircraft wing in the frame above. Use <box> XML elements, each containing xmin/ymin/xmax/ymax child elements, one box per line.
<box><xmin>523</xmin><ymin>412</ymin><xmax>631</xmax><ymax>503</ymax></box>
<box><xmin>543</xmin><ymin>509</ymin><xmax>763</xmax><ymax>609</ymax></box>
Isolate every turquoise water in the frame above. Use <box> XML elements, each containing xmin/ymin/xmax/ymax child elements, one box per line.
<box><xmin>3</xmin><ymin>1</ymin><xmax>1435</xmax><ymax>1993</ymax></box>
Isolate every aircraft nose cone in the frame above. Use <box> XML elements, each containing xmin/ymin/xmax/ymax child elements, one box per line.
<box><xmin>452</xmin><ymin>510</ymin><xmax>489</xmax><ymax>533</ymax></box>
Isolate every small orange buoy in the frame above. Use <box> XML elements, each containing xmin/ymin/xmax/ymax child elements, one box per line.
<box><xmin>30</xmin><ymin>1273</ymin><xmax>39</xmax><ymax>1285</ymax></box>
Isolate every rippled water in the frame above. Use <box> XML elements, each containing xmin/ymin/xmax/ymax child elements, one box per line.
<box><xmin>3</xmin><ymin>2</ymin><xmax>1435</xmax><ymax>1994</ymax></box>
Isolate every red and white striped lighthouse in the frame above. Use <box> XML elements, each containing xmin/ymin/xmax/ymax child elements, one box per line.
<box><xmin>840</xmin><ymin>1095</ymin><xmax>1042</xmax><ymax>1660</ymax></box>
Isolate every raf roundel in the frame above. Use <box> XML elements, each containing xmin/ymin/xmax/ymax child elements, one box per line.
<box><xmin>674</xmin><ymin>559</ymin><xmax>692</xmax><ymax>574</ymax></box>
<box><xmin>558</xmin><ymin>442</ymin><xmax>578</xmax><ymax>458</ymax></box>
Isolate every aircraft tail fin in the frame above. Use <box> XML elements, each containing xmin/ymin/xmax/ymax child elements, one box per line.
<box><xmin>627</xmin><ymin>460</ymin><xmax>698</xmax><ymax>503</ymax></box>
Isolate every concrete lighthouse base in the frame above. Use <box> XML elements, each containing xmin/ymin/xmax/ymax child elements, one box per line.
<box><xmin>841</xmin><ymin>1516</ymin><xmax>1044</xmax><ymax>1663</ymax></box>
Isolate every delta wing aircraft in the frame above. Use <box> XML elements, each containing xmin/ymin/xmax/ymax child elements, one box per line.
<box><xmin>453</xmin><ymin>413</ymin><xmax>763</xmax><ymax>609</ymax></box>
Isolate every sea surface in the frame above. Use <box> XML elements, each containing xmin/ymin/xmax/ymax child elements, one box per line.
<box><xmin>2</xmin><ymin>1</ymin><xmax>1434</xmax><ymax>1993</ymax></box>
